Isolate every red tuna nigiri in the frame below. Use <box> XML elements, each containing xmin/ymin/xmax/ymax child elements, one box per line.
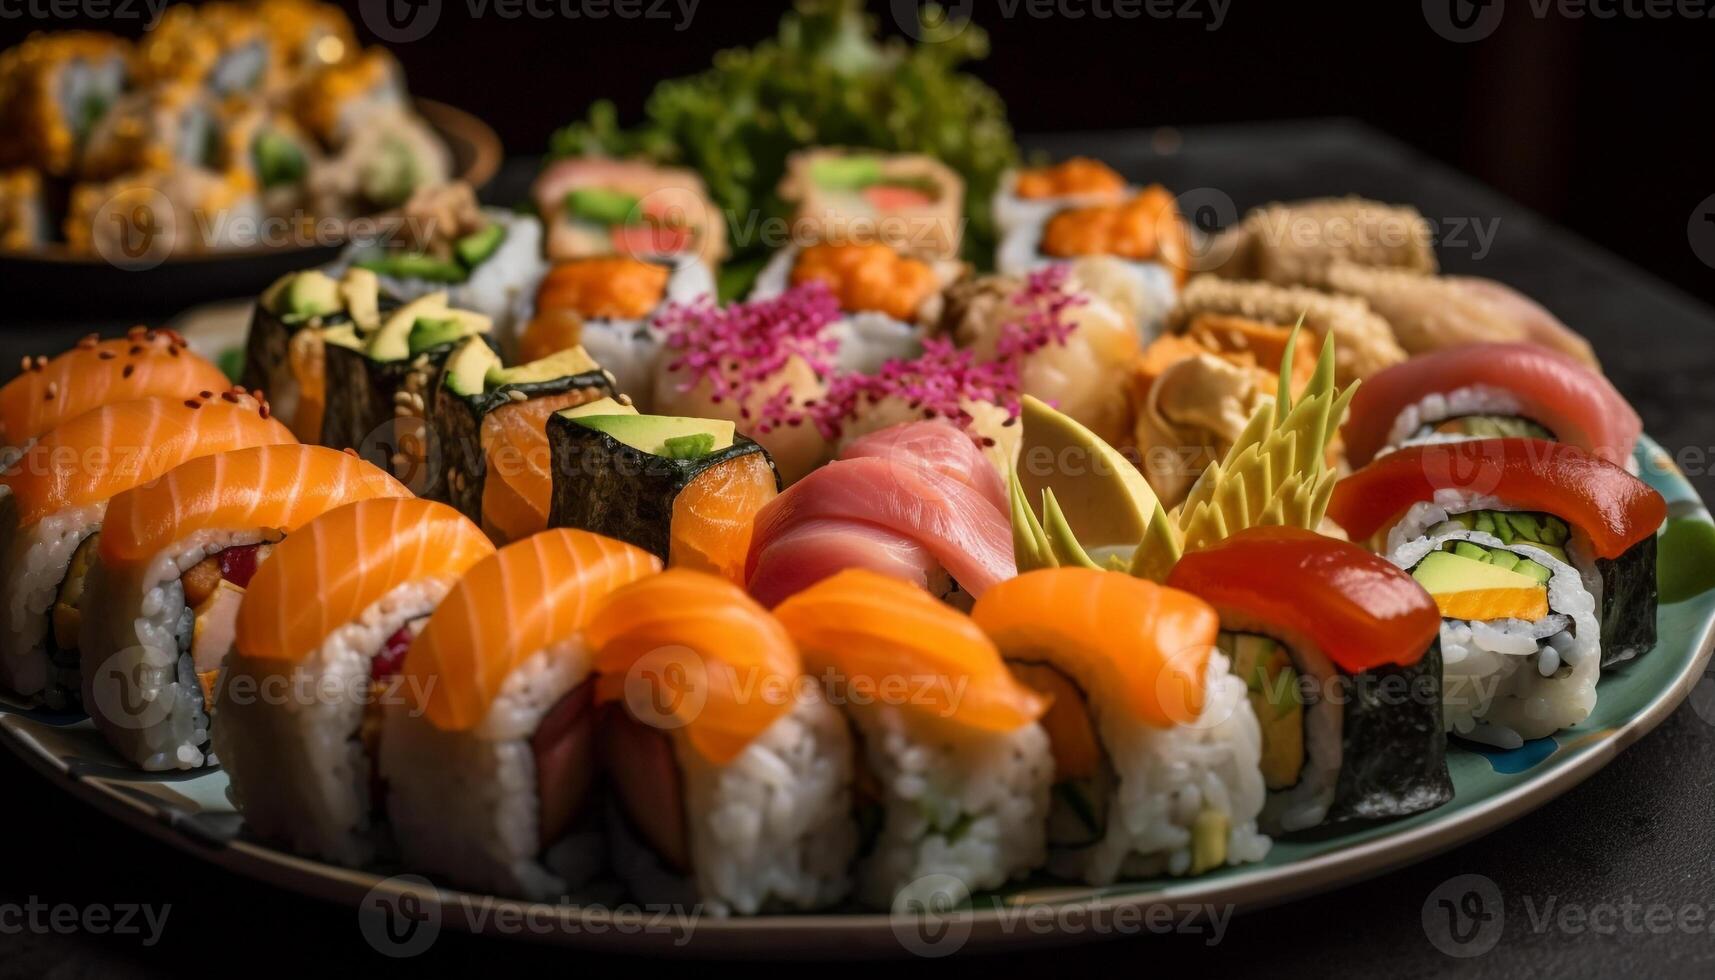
<box><xmin>1328</xmin><ymin>438</ymin><xmax>1665</xmax><ymax>559</ymax></box>
<box><xmin>1343</xmin><ymin>341</ymin><xmax>1641</xmax><ymax>468</ymax></box>
<box><xmin>839</xmin><ymin>420</ymin><xmax>1007</xmax><ymax>514</ymax></box>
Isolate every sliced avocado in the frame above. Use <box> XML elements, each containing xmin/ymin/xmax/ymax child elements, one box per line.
<box><xmin>407</xmin><ymin>317</ymin><xmax>469</xmax><ymax>356</ymax></box>
<box><xmin>1018</xmin><ymin>394</ymin><xmax>1158</xmax><ymax>550</ymax></box>
<box><xmin>1412</xmin><ymin>550</ymin><xmax>1544</xmax><ymax>595</ymax></box>
<box><xmin>810</xmin><ymin>155</ymin><xmax>882</xmax><ymax>190</ymax></box>
<box><xmin>570</xmin><ymin>413</ymin><xmax>735</xmax><ymax>458</ymax></box>
<box><xmin>254</xmin><ymin>130</ymin><xmax>306</xmax><ymax>189</ymax></box>
<box><xmin>269</xmin><ymin>271</ymin><xmax>342</xmax><ymax>321</ymax></box>
<box><xmin>1189</xmin><ymin>808</ymin><xmax>1229</xmax><ymax>876</ymax></box>
<box><xmin>339</xmin><ymin>267</ymin><xmax>382</xmax><ymax>333</ymax></box>
<box><xmin>1513</xmin><ymin>558</ymin><xmax>1553</xmax><ymax>584</ymax></box>
<box><xmin>565</xmin><ymin>187</ymin><xmax>642</xmax><ymax>226</ymax></box>
<box><xmin>357</xmin><ymin>252</ymin><xmax>468</xmax><ymax>284</ymax></box>
<box><xmin>368</xmin><ymin>293</ymin><xmax>450</xmax><ymax>362</ymax></box>
<box><xmin>454</xmin><ymin>224</ymin><xmax>505</xmax><ymax>268</ymax></box>
<box><xmin>559</xmin><ymin>396</ymin><xmax>638</xmax><ymax>419</ymax></box>
<box><xmin>663</xmin><ymin>432</ymin><xmax>716</xmax><ymax>460</ymax></box>
<box><xmin>488</xmin><ymin>346</ymin><xmax>600</xmax><ymax>388</ymax></box>
<box><xmin>320</xmin><ymin>324</ymin><xmax>363</xmax><ymax>351</ymax></box>
<box><xmin>444</xmin><ymin>337</ymin><xmax>502</xmax><ymax>397</ymax></box>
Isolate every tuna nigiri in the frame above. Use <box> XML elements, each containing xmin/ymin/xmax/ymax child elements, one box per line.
<box><xmin>745</xmin><ymin>422</ymin><xmax>1016</xmax><ymax>607</ymax></box>
<box><xmin>0</xmin><ymin>390</ymin><xmax>292</xmax><ymax>702</ymax></box>
<box><xmin>773</xmin><ymin>568</ymin><xmax>1050</xmax><ymax>909</ymax></box>
<box><xmin>0</xmin><ymin>327</ymin><xmax>229</xmax><ymax>452</ymax></box>
<box><xmin>215</xmin><ymin>498</ymin><xmax>495</xmax><ymax>866</ymax></box>
<box><xmin>1342</xmin><ymin>341</ymin><xmax>1642</xmax><ymax>469</ymax></box>
<box><xmin>80</xmin><ymin>444</ymin><xmax>410</xmax><ymax>771</ymax></box>
<box><xmin>972</xmin><ymin>569</ymin><xmax>1270</xmax><ymax>883</ymax></box>
<box><xmin>586</xmin><ymin>568</ymin><xmax>855</xmax><ymax>914</ymax></box>
<box><xmin>383</xmin><ymin>530</ymin><xmax>659</xmax><ymax>901</ymax></box>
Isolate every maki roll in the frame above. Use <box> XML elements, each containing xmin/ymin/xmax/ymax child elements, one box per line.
<box><xmin>65</xmin><ymin>167</ymin><xmax>260</xmax><ymax>259</ymax></box>
<box><xmin>133</xmin><ymin>2</ymin><xmax>281</xmax><ymax>97</ymax></box>
<box><xmin>429</xmin><ymin>339</ymin><xmax>611</xmax><ymax>540</ymax></box>
<box><xmin>0</xmin><ymin>32</ymin><xmax>129</xmax><ymax>177</ymax></box>
<box><xmin>290</xmin><ymin>48</ymin><xmax>407</xmax><ymax>147</ymax></box>
<box><xmin>0</xmin><ymin>168</ymin><xmax>49</xmax><ymax>252</ymax></box>
<box><xmin>779</xmin><ymin>148</ymin><xmax>965</xmax><ymax>260</ymax></box>
<box><xmin>245</xmin><ymin>267</ymin><xmax>385</xmax><ymax>441</ymax></box>
<box><xmin>972</xmin><ymin>569</ymin><xmax>1271</xmax><ymax>883</ymax></box>
<box><xmin>1342</xmin><ymin>341</ymin><xmax>1642</xmax><ymax>470</ymax></box>
<box><xmin>745</xmin><ymin>421</ymin><xmax>1015</xmax><ymax>608</ymax></box>
<box><xmin>751</xmin><ymin>242</ymin><xmax>962</xmax><ymax>374</ymax></box>
<box><xmin>381</xmin><ymin>529</ymin><xmax>660</xmax><ymax>900</ymax></box>
<box><xmin>774</xmin><ymin>569</ymin><xmax>1050</xmax><ymax>910</ymax></box>
<box><xmin>997</xmin><ymin>185</ymin><xmax>1189</xmax><ymax>335</ymax></box>
<box><xmin>219</xmin><ymin>97</ymin><xmax>317</xmax><ymax>205</ymax></box>
<box><xmin>547</xmin><ymin>407</ymin><xmax>780</xmax><ymax>565</ymax></box>
<box><xmin>1166</xmin><ymin>527</ymin><xmax>1452</xmax><ymax>833</ymax></box>
<box><xmin>318</xmin><ymin>290</ymin><xmax>494</xmax><ymax>486</ymax></box>
<box><xmin>1331</xmin><ymin>439</ymin><xmax>1668</xmax><ymax>746</ymax></box>
<box><xmin>214</xmin><ymin>498</ymin><xmax>494</xmax><ymax>866</ymax></box>
<box><xmin>1167</xmin><ymin>275</ymin><xmax>1406</xmax><ymax>384</ymax></box>
<box><xmin>588</xmin><ymin>569</ymin><xmax>857</xmax><ymax>914</ymax></box>
<box><xmin>992</xmin><ymin>157</ymin><xmax>1130</xmax><ymax>236</ymax></box>
<box><xmin>0</xmin><ymin>328</ymin><xmax>229</xmax><ymax>461</ymax></box>
<box><xmin>79</xmin><ymin>82</ymin><xmax>223</xmax><ymax>181</ymax></box>
<box><xmin>80</xmin><ymin>444</ymin><xmax>408</xmax><ymax>770</ymax></box>
<box><xmin>518</xmin><ymin>255</ymin><xmax>713</xmax><ymax>408</ymax></box>
<box><xmin>1208</xmin><ymin>197</ymin><xmax>1437</xmax><ymax>287</ymax></box>
<box><xmin>532</xmin><ymin>155</ymin><xmax>727</xmax><ymax>269</ymax></box>
<box><xmin>0</xmin><ymin>390</ymin><xmax>292</xmax><ymax>704</ymax></box>
<box><xmin>338</xmin><ymin>183</ymin><xmax>545</xmax><ymax>347</ymax></box>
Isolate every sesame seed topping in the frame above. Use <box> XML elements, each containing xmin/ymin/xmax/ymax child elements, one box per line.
<box><xmin>98</xmin><ymin>350</ymin><xmax>116</xmax><ymax>360</ymax></box>
<box><xmin>184</xmin><ymin>399</ymin><xmax>201</xmax><ymax>409</ymax></box>
<box><xmin>122</xmin><ymin>364</ymin><xmax>135</xmax><ymax>379</ymax></box>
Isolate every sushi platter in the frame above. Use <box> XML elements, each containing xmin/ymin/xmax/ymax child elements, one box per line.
<box><xmin>4</xmin><ymin>0</ymin><xmax>1715</xmax><ymax>959</ymax></box>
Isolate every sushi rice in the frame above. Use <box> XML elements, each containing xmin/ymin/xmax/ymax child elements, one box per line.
<box><xmin>996</xmin><ymin>217</ymin><xmax>1178</xmax><ymax>339</ymax></box>
<box><xmin>571</xmin><ymin>255</ymin><xmax>715</xmax><ymax>410</ymax></box>
<box><xmin>749</xmin><ymin>246</ymin><xmax>942</xmax><ymax>375</ymax></box>
<box><xmin>1386</xmin><ymin>495</ymin><xmax>1601</xmax><ymax>748</ymax></box>
<box><xmin>0</xmin><ymin>500</ymin><xmax>103</xmax><ymax>700</ymax></box>
<box><xmin>1380</xmin><ymin>384</ymin><xmax>1642</xmax><ymax>475</ymax></box>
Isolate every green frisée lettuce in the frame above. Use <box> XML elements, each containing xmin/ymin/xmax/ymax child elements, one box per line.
<box><xmin>548</xmin><ymin>0</ymin><xmax>1019</xmax><ymax>283</ymax></box>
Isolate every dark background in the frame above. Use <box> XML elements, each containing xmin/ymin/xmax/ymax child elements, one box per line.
<box><xmin>6</xmin><ymin>0</ymin><xmax>1713</xmax><ymax>304</ymax></box>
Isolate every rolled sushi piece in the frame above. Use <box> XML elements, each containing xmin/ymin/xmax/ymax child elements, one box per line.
<box><xmin>1166</xmin><ymin>527</ymin><xmax>1452</xmax><ymax>833</ymax></box>
<box><xmin>532</xmin><ymin>155</ymin><xmax>728</xmax><ymax>269</ymax></box>
<box><xmin>588</xmin><ymin>569</ymin><xmax>857</xmax><ymax>914</ymax></box>
<box><xmin>779</xmin><ymin>148</ymin><xmax>965</xmax><ymax>261</ymax></box>
<box><xmin>428</xmin><ymin>339</ymin><xmax>611</xmax><ymax>540</ymax></box>
<box><xmin>337</xmin><ymin>183</ymin><xmax>545</xmax><ymax>348</ymax></box>
<box><xmin>997</xmin><ymin>185</ymin><xmax>1190</xmax><ymax>336</ymax></box>
<box><xmin>220</xmin><ymin>97</ymin><xmax>318</xmax><ymax>205</ymax></box>
<box><xmin>745</xmin><ymin>420</ymin><xmax>1014</xmax><ymax>608</ymax></box>
<box><xmin>518</xmin><ymin>254</ymin><xmax>713</xmax><ymax>409</ymax></box>
<box><xmin>65</xmin><ymin>166</ymin><xmax>262</xmax><ymax>259</ymax></box>
<box><xmin>1342</xmin><ymin>341</ymin><xmax>1642</xmax><ymax>470</ymax></box>
<box><xmin>382</xmin><ymin>529</ymin><xmax>660</xmax><ymax>900</ymax></box>
<box><xmin>547</xmin><ymin>406</ymin><xmax>780</xmax><ymax>565</ymax></box>
<box><xmin>213</xmin><ymin>497</ymin><xmax>494</xmax><ymax>866</ymax></box>
<box><xmin>1167</xmin><ymin>274</ymin><xmax>1407</xmax><ymax>385</ymax></box>
<box><xmin>318</xmin><ymin>290</ymin><xmax>494</xmax><ymax>487</ymax></box>
<box><xmin>245</xmin><ymin>267</ymin><xmax>387</xmax><ymax>442</ymax></box>
<box><xmin>1207</xmin><ymin>197</ymin><xmax>1438</xmax><ymax>287</ymax></box>
<box><xmin>80</xmin><ymin>444</ymin><xmax>408</xmax><ymax>770</ymax></box>
<box><xmin>0</xmin><ymin>31</ymin><xmax>129</xmax><ymax>177</ymax></box>
<box><xmin>972</xmin><ymin>568</ymin><xmax>1271</xmax><ymax>883</ymax></box>
<box><xmin>0</xmin><ymin>167</ymin><xmax>49</xmax><ymax>252</ymax></box>
<box><xmin>79</xmin><ymin>82</ymin><xmax>224</xmax><ymax>181</ymax></box>
<box><xmin>133</xmin><ymin>2</ymin><xmax>281</xmax><ymax>96</ymax></box>
<box><xmin>774</xmin><ymin>569</ymin><xmax>1050</xmax><ymax>910</ymax></box>
<box><xmin>1330</xmin><ymin>439</ymin><xmax>1668</xmax><ymax>744</ymax></box>
<box><xmin>750</xmin><ymin>242</ymin><xmax>962</xmax><ymax>375</ymax></box>
<box><xmin>0</xmin><ymin>327</ymin><xmax>229</xmax><ymax>461</ymax></box>
<box><xmin>0</xmin><ymin>390</ymin><xmax>293</xmax><ymax>704</ymax></box>
<box><xmin>992</xmin><ymin>157</ymin><xmax>1131</xmax><ymax>236</ymax></box>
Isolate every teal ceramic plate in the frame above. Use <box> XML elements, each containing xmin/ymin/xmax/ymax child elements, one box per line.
<box><xmin>3</xmin><ymin>437</ymin><xmax>1712</xmax><ymax>958</ymax></box>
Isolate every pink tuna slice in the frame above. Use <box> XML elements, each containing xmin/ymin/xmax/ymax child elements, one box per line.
<box><xmin>746</xmin><ymin>518</ymin><xmax>942</xmax><ymax>609</ymax></box>
<box><xmin>839</xmin><ymin>420</ymin><xmax>1008</xmax><ymax>514</ymax></box>
<box><xmin>1343</xmin><ymin>341</ymin><xmax>1643</xmax><ymax>469</ymax></box>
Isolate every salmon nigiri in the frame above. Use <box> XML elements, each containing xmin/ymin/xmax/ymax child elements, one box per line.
<box><xmin>773</xmin><ymin>568</ymin><xmax>1052</xmax><ymax>909</ymax></box>
<box><xmin>584</xmin><ymin>568</ymin><xmax>856</xmax><ymax>914</ymax></box>
<box><xmin>0</xmin><ymin>328</ymin><xmax>230</xmax><ymax>451</ymax></box>
<box><xmin>216</xmin><ymin>497</ymin><xmax>495</xmax><ymax>866</ymax></box>
<box><xmin>382</xmin><ymin>529</ymin><xmax>660</xmax><ymax>901</ymax></box>
<box><xmin>0</xmin><ymin>389</ymin><xmax>291</xmax><ymax>702</ymax></box>
<box><xmin>80</xmin><ymin>444</ymin><xmax>410</xmax><ymax>771</ymax></box>
<box><xmin>972</xmin><ymin>569</ymin><xmax>1269</xmax><ymax>884</ymax></box>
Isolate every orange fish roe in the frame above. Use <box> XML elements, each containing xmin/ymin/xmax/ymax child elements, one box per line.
<box><xmin>1014</xmin><ymin>157</ymin><xmax>1126</xmax><ymax>200</ymax></box>
<box><xmin>789</xmin><ymin>242</ymin><xmax>938</xmax><ymax>322</ymax></box>
<box><xmin>535</xmin><ymin>257</ymin><xmax>670</xmax><ymax>322</ymax></box>
<box><xmin>1039</xmin><ymin>185</ymin><xmax>1190</xmax><ymax>282</ymax></box>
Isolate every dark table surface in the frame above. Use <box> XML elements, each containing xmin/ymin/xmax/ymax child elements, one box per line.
<box><xmin>2</xmin><ymin>119</ymin><xmax>1713</xmax><ymax>978</ymax></box>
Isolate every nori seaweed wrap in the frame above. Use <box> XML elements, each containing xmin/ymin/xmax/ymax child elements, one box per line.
<box><xmin>546</xmin><ymin>409</ymin><xmax>779</xmax><ymax>561</ymax></box>
<box><xmin>1597</xmin><ymin>535</ymin><xmax>1659</xmax><ymax>667</ymax></box>
<box><xmin>244</xmin><ymin>268</ymin><xmax>388</xmax><ymax>442</ymax></box>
